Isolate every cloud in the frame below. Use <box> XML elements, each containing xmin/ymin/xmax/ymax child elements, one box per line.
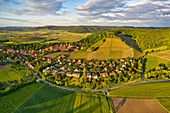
<box><xmin>0</xmin><ymin>0</ymin><xmax>19</xmax><ymax>4</ymax></box>
<box><xmin>76</xmin><ymin>0</ymin><xmax>170</xmax><ymax>26</ymax></box>
<box><xmin>0</xmin><ymin>0</ymin><xmax>65</xmax><ymax>15</ymax></box>
<box><xmin>0</xmin><ymin>17</ymin><xmax>29</xmax><ymax>22</ymax></box>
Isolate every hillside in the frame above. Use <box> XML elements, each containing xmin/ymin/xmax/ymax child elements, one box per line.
<box><xmin>83</xmin><ymin>38</ymin><xmax>141</xmax><ymax>60</ymax></box>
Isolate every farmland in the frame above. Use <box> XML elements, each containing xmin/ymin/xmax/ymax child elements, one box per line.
<box><xmin>149</xmin><ymin>50</ymin><xmax>170</xmax><ymax>61</ymax></box>
<box><xmin>70</xmin><ymin>51</ymin><xmax>90</xmax><ymax>59</ymax></box>
<box><xmin>109</xmin><ymin>82</ymin><xmax>170</xmax><ymax>99</ymax></box>
<box><xmin>0</xmin><ymin>69</ymin><xmax>24</xmax><ymax>82</ymax></box>
<box><xmin>86</xmin><ymin>38</ymin><xmax>141</xmax><ymax>60</ymax></box>
<box><xmin>0</xmin><ymin>65</ymin><xmax>10</xmax><ymax>70</ymax></box>
<box><xmin>111</xmin><ymin>98</ymin><xmax>167</xmax><ymax>113</ymax></box>
<box><xmin>145</xmin><ymin>55</ymin><xmax>169</xmax><ymax>73</ymax></box>
<box><xmin>0</xmin><ymin>30</ymin><xmax>90</xmax><ymax>44</ymax></box>
<box><xmin>0</xmin><ymin>83</ymin><xmax>113</xmax><ymax>113</ymax></box>
<box><xmin>157</xmin><ymin>97</ymin><xmax>170</xmax><ymax>112</ymax></box>
<box><xmin>44</xmin><ymin>52</ymin><xmax>72</xmax><ymax>58</ymax></box>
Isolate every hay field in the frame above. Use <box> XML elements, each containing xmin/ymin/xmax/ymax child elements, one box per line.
<box><xmin>111</xmin><ymin>98</ymin><xmax>167</xmax><ymax>113</ymax></box>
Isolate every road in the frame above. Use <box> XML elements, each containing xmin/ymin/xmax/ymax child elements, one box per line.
<box><xmin>20</xmin><ymin>60</ymin><xmax>170</xmax><ymax>93</ymax></box>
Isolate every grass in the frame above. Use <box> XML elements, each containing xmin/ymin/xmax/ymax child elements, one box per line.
<box><xmin>0</xmin><ymin>83</ymin><xmax>113</xmax><ymax>113</ymax></box>
<box><xmin>144</xmin><ymin>46</ymin><xmax>168</xmax><ymax>53</ymax></box>
<box><xmin>86</xmin><ymin>38</ymin><xmax>140</xmax><ymax>60</ymax></box>
<box><xmin>70</xmin><ymin>51</ymin><xmax>90</xmax><ymax>59</ymax></box>
<box><xmin>0</xmin><ymin>83</ymin><xmax>44</xmax><ymax>113</ymax></box>
<box><xmin>149</xmin><ymin>50</ymin><xmax>170</xmax><ymax>61</ymax></box>
<box><xmin>157</xmin><ymin>97</ymin><xmax>170</xmax><ymax>112</ymax></box>
<box><xmin>44</xmin><ymin>52</ymin><xmax>71</xmax><ymax>58</ymax></box>
<box><xmin>90</xmin><ymin>40</ymin><xmax>104</xmax><ymax>49</ymax></box>
<box><xmin>145</xmin><ymin>55</ymin><xmax>169</xmax><ymax>73</ymax></box>
<box><xmin>0</xmin><ymin>69</ymin><xmax>23</xmax><ymax>82</ymax></box>
<box><xmin>109</xmin><ymin>82</ymin><xmax>170</xmax><ymax>99</ymax></box>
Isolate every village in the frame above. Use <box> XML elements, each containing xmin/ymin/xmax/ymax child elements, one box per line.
<box><xmin>0</xmin><ymin>44</ymin><xmax>143</xmax><ymax>89</ymax></box>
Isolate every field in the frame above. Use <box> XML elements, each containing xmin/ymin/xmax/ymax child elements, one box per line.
<box><xmin>90</xmin><ymin>40</ymin><xmax>104</xmax><ymax>49</ymax></box>
<box><xmin>145</xmin><ymin>55</ymin><xmax>169</xmax><ymax>73</ymax></box>
<box><xmin>144</xmin><ymin>46</ymin><xmax>168</xmax><ymax>53</ymax></box>
<box><xmin>0</xmin><ymin>30</ymin><xmax>90</xmax><ymax>44</ymax></box>
<box><xmin>109</xmin><ymin>82</ymin><xmax>170</xmax><ymax>99</ymax></box>
<box><xmin>70</xmin><ymin>51</ymin><xmax>90</xmax><ymax>59</ymax></box>
<box><xmin>157</xmin><ymin>97</ymin><xmax>170</xmax><ymax>112</ymax></box>
<box><xmin>86</xmin><ymin>38</ymin><xmax>141</xmax><ymax>60</ymax></box>
<box><xmin>111</xmin><ymin>98</ymin><xmax>167</xmax><ymax>113</ymax></box>
<box><xmin>0</xmin><ymin>65</ymin><xmax>10</xmax><ymax>70</ymax></box>
<box><xmin>44</xmin><ymin>52</ymin><xmax>72</xmax><ymax>58</ymax></box>
<box><xmin>0</xmin><ymin>83</ymin><xmax>113</xmax><ymax>113</ymax></box>
<box><xmin>0</xmin><ymin>69</ymin><xmax>23</xmax><ymax>82</ymax></box>
<box><xmin>149</xmin><ymin>50</ymin><xmax>170</xmax><ymax>61</ymax></box>
<box><xmin>0</xmin><ymin>83</ymin><xmax>44</xmax><ymax>113</ymax></box>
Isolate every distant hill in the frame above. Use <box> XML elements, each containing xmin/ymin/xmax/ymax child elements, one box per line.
<box><xmin>31</xmin><ymin>26</ymin><xmax>134</xmax><ymax>33</ymax></box>
<box><xmin>0</xmin><ymin>27</ymin><xmax>33</xmax><ymax>32</ymax></box>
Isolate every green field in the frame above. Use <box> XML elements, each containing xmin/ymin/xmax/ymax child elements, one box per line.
<box><xmin>90</xmin><ymin>40</ymin><xmax>104</xmax><ymax>49</ymax></box>
<box><xmin>145</xmin><ymin>55</ymin><xmax>169</xmax><ymax>73</ymax></box>
<box><xmin>44</xmin><ymin>52</ymin><xmax>72</xmax><ymax>58</ymax></box>
<box><xmin>109</xmin><ymin>82</ymin><xmax>170</xmax><ymax>99</ymax></box>
<box><xmin>0</xmin><ymin>83</ymin><xmax>113</xmax><ymax>113</ymax></box>
<box><xmin>70</xmin><ymin>51</ymin><xmax>90</xmax><ymax>59</ymax></box>
<box><xmin>0</xmin><ymin>83</ymin><xmax>44</xmax><ymax>113</ymax></box>
<box><xmin>0</xmin><ymin>69</ymin><xmax>23</xmax><ymax>82</ymax></box>
<box><xmin>157</xmin><ymin>97</ymin><xmax>170</xmax><ymax>112</ymax></box>
<box><xmin>86</xmin><ymin>38</ymin><xmax>141</xmax><ymax>60</ymax></box>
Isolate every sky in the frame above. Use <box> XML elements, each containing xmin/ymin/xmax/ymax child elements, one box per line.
<box><xmin>0</xmin><ymin>0</ymin><xmax>169</xmax><ymax>27</ymax></box>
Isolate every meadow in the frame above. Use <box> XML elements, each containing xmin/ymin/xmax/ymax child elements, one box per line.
<box><xmin>70</xmin><ymin>51</ymin><xmax>90</xmax><ymax>59</ymax></box>
<box><xmin>109</xmin><ymin>82</ymin><xmax>170</xmax><ymax>99</ymax></box>
<box><xmin>0</xmin><ymin>83</ymin><xmax>113</xmax><ymax>113</ymax></box>
<box><xmin>145</xmin><ymin>55</ymin><xmax>169</xmax><ymax>73</ymax></box>
<box><xmin>0</xmin><ymin>69</ymin><xmax>23</xmax><ymax>82</ymax></box>
<box><xmin>44</xmin><ymin>52</ymin><xmax>72</xmax><ymax>58</ymax></box>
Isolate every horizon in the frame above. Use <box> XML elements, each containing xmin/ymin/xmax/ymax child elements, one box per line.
<box><xmin>0</xmin><ymin>0</ymin><xmax>170</xmax><ymax>27</ymax></box>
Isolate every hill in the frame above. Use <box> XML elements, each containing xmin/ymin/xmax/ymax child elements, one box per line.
<box><xmin>85</xmin><ymin>38</ymin><xmax>142</xmax><ymax>60</ymax></box>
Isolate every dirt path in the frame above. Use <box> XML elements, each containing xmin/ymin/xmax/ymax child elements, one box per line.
<box><xmin>111</xmin><ymin>98</ymin><xmax>168</xmax><ymax>113</ymax></box>
<box><xmin>149</xmin><ymin>50</ymin><xmax>170</xmax><ymax>61</ymax></box>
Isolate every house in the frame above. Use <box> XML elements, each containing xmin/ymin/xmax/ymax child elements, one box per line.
<box><xmin>47</xmin><ymin>59</ymin><xmax>52</xmax><ymax>64</ymax></box>
<box><xmin>92</xmin><ymin>73</ymin><xmax>98</xmax><ymax>79</ymax></box>
<box><xmin>66</xmin><ymin>72</ymin><xmax>72</xmax><ymax>77</ymax></box>
<box><xmin>72</xmin><ymin>73</ymin><xmax>81</xmax><ymax>78</ymax></box>
<box><xmin>60</xmin><ymin>67</ymin><xmax>65</xmax><ymax>70</ymax></box>
<box><xmin>109</xmin><ymin>71</ymin><xmax>116</xmax><ymax>76</ymax></box>
<box><xmin>74</xmin><ymin>68</ymin><xmax>80</xmax><ymax>72</ymax></box>
<box><xmin>87</xmin><ymin>73</ymin><xmax>92</xmax><ymax>78</ymax></box>
<box><xmin>28</xmin><ymin>63</ymin><xmax>34</xmax><ymax>69</ymax></box>
<box><xmin>51</xmin><ymin>70</ymin><xmax>58</xmax><ymax>75</ymax></box>
<box><xmin>100</xmin><ymin>72</ymin><xmax>108</xmax><ymax>77</ymax></box>
<box><xmin>43</xmin><ymin>69</ymin><xmax>49</xmax><ymax>73</ymax></box>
